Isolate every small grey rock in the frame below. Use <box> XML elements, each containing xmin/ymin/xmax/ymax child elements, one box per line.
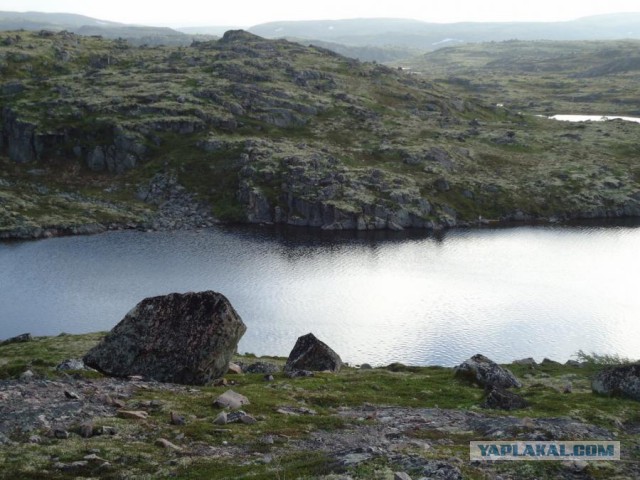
<box><xmin>213</xmin><ymin>412</ymin><xmax>228</xmax><ymax>425</ymax></box>
<box><xmin>395</xmin><ymin>473</ymin><xmax>412</xmax><ymax>480</ymax></box>
<box><xmin>213</xmin><ymin>390</ymin><xmax>250</xmax><ymax>409</ymax></box>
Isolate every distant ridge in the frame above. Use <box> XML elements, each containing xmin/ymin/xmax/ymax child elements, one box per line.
<box><xmin>0</xmin><ymin>10</ymin><xmax>193</xmax><ymax>46</ymax></box>
<box><xmin>246</xmin><ymin>13</ymin><xmax>640</xmax><ymax>50</ymax></box>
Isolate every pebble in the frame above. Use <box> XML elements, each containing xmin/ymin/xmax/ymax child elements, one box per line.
<box><xmin>53</xmin><ymin>429</ymin><xmax>69</xmax><ymax>439</ymax></box>
<box><xmin>227</xmin><ymin>363</ymin><xmax>243</xmax><ymax>374</ymax></box>
<box><xmin>170</xmin><ymin>411</ymin><xmax>186</xmax><ymax>425</ymax></box>
<box><xmin>117</xmin><ymin>410</ymin><xmax>149</xmax><ymax>420</ymax></box>
<box><xmin>240</xmin><ymin>414</ymin><xmax>257</xmax><ymax>425</ymax></box>
<box><xmin>394</xmin><ymin>473</ymin><xmax>412</xmax><ymax>480</ymax></box>
<box><xmin>64</xmin><ymin>390</ymin><xmax>81</xmax><ymax>400</ymax></box>
<box><xmin>213</xmin><ymin>390</ymin><xmax>250</xmax><ymax>409</ymax></box>
<box><xmin>213</xmin><ymin>412</ymin><xmax>228</xmax><ymax>425</ymax></box>
<box><xmin>84</xmin><ymin>453</ymin><xmax>106</xmax><ymax>462</ymax></box>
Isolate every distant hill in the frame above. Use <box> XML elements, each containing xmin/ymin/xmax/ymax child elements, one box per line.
<box><xmin>413</xmin><ymin>39</ymin><xmax>640</xmax><ymax>78</ymax></box>
<box><xmin>0</xmin><ymin>11</ymin><xmax>192</xmax><ymax>46</ymax></box>
<box><xmin>399</xmin><ymin>39</ymin><xmax>640</xmax><ymax>117</ymax></box>
<box><xmin>248</xmin><ymin>14</ymin><xmax>640</xmax><ymax>51</ymax></box>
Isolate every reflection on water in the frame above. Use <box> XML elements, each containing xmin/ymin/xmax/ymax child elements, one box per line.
<box><xmin>1</xmin><ymin>223</ymin><xmax>639</xmax><ymax>366</ymax></box>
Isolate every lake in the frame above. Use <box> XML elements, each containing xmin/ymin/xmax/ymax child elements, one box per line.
<box><xmin>549</xmin><ymin>114</ymin><xmax>640</xmax><ymax>123</ymax></box>
<box><xmin>1</xmin><ymin>223</ymin><xmax>639</xmax><ymax>366</ymax></box>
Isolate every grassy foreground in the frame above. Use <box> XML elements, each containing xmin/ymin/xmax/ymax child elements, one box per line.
<box><xmin>1</xmin><ymin>333</ymin><xmax>639</xmax><ymax>479</ymax></box>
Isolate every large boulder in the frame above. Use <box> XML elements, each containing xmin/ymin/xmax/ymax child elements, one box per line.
<box><xmin>83</xmin><ymin>291</ymin><xmax>246</xmax><ymax>385</ymax></box>
<box><xmin>592</xmin><ymin>363</ymin><xmax>640</xmax><ymax>401</ymax></box>
<box><xmin>454</xmin><ymin>354</ymin><xmax>522</xmax><ymax>389</ymax></box>
<box><xmin>285</xmin><ymin>333</ymin><xmax>342</xmax><ymax>373</ymax></box>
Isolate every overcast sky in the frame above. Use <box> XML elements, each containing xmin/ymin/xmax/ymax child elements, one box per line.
<box><xmin>2</xmin><ymin>0</ymin><xmax>640</xmax><ymax>27</ymax></box>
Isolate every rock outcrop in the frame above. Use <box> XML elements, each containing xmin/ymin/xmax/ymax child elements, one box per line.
<box><xmin>454</xmin><ymin>354</ymin><xmax>522</xmax><ymax>389</ymax></box>
<box><xmin>83</xmin><ymin>291</ymin><xmax>246</xmax><ymax>385</ymax></box>
<box><xmin>0</xmin><ymin>333</ymin><xmax>32</xmax><ymax>345</ymax></box>
<box><xmin>592</xmin><ymin>363</ymin><xmax>640</xmax><ymax>401</ymax></box>
<box><xmin>284</xmin><ymin>333</ymin><xmax>343</xmax><ymax>373</ymax></box>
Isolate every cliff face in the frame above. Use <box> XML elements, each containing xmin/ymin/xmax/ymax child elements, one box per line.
<box><xmin>1</xmin><ymin>30</ymin><xmax>639</xmax><ymax>236</ymax></box>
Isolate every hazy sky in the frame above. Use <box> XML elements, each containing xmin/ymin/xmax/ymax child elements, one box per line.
<box><xmin>2</xmin><ymin>0</ymin><xmax>640</xmax><ymax>27</ymax></box>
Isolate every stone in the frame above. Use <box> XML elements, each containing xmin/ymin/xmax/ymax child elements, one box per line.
<box><xmin>284</xmin><ymin>333</ymin><xmax>343</xmax><ymax>373</ymax></box>
<box><xmin>54</xmin><ymin>429</ymin><xmax>69</xmax><ymax>439</ymax></box>
<box><xmin>213</xmin><ymin>390</ymin><xmax>250</xmax><ymax>409</ymax></box>
<box><xmin>565</xmin><ymin>360</ymin><xmax>584</xmax><ymax>368</ymax></box>
<box><xmin>275</xmin><ymin>406</ymin><xmax>317</xmax><ymax>416</ymax></box>
<box><xmin>155</xmin><ymin>438</ymin><xmax>182</xmax><ymax>451</ymax></box>
<box><xmin>64</xmin><ymin>390</ymin><xmax>81</xmax><ymax>400</ymax></box>
<box><xmin>360</xmin><ymin>363</ymin><xmax>373</xmax><ymax>370</ymax></box>
<box><xmin>481</xmin><ymin>386</ymin><xmax>529</xmax><ymax>410</ymax></box>
<box><xmin>213</xmin><ymin>412</ymin><xmax>228</xmax><ymax>425</ymax></box>
<box><xmin>512</xmin><ymin>357</ymin><xmax>537</xmax><ymax>367</ymax></box>
<box><xmin>20</xmin><ymin>370</ymin><xmax>34</xmax><ymax>381</ymax></box>
<box><xmin>420</xmin><ymin>460</ymin><xmax>462</xmax><ymax>480</ymax></box>
<box><xmin>117</xmin><ymin>410</ymin><xmax>149</xmax><ymax>420</ymax></box>
<box><xmin>170</xmin><ymin>412</ymin><xmax>186</xmax><ymax>425</ymax></box>
<box><xmin>84</xmin><ymin>453</ymin><xmax>106</xmax><ymax>462</ymax></box>
<box><xmin>56</xmin><ymin>358</ymin><xmax>88</xmax><ymax>371</ymax></box>
<box><xmin>226</xmin><ymin>411</ymin><xmax>247</xmax><ymax>423</ymax></box>
<box><xmin>454</xmin><ymin>354</ymin><xmax>522</xmax><ymax>389</ymax></box>
<box><xmin>264</xmin><ymin>374</ymin><xmax>274</xmax><ymax>382</ymax></box>
<box><xmin>83</xmin><ymin>291</ymin><xmax>246</xmax><ymax>385</ymax></box>
<box><xmin>394</xmin><ymin>473</ymin><xmax>413</xmax><ymax>480</ymax></box>
<box><xmin>564</xmin><ymin>460</ymin><xmax>589</xmax><ymax>473</ymax></box>
<box><xmin>245</xmin><ymin>362</ymin><xmax>280</xmax><ymax>374</ymax></box>
<box><xmin>100</xmin><ymin>426</ymin><xmax>118</xmax><ymax>436</ymax></box>
<box><xmin>592</xmin><ymin>363</ymin><xmax>640</xmax><ymax>401</ymax></box>
<box><xmin>541</xmin><ymin>358</ymin><xmax>561</xmax><ymax>366</ymax></box>
<box><xmin>286</xmin><ymin>369</ymin><xmax>315</xmax><ymax>378</ymax></box>
<box><xmin>240</xmin><ymin>414</ymin><xmax>257</xmax><ymax>425</ymax></box>
<box><xmin>227</xmin><ymin>363</ymin><xmax>243</xmax><ymax>374</ymax></box>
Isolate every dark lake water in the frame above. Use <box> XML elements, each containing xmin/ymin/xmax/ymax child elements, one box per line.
<box><xmin>1</xmin><ymin>223</ymin><xmax>639</xmax><ymax>366</ymax></box>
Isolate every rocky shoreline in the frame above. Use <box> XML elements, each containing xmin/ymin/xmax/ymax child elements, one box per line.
<box><xmin>1</xmin><ymin>188</ymin><xmax>637</xmax><ymax>242</ymax></box>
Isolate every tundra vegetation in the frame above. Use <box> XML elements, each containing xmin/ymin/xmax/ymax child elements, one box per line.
<box><xmin>1</xmin><ymin>31</ymin><xmax>639</xmax><ymax>238</ymax></box>
<box><xmin>1</xmin><ymin>333</ymin><xmax>640</xmax><ymax>479</ymax></box>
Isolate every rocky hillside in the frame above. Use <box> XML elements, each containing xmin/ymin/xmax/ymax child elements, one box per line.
<box><xmin>248</xmin><ymin>14</ymin><xmax>640</xmax><ymax>49</ymax></box>
<box><xmin>1</xmin><ymin>30</ymin><xmax>640</xmax><ymax>238</ymax></box>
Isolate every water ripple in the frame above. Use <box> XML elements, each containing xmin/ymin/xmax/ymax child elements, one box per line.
<box><xmin>1</xmin><ymin>225</ymin><xmax>639</xmax><ymax>365</ymax></box>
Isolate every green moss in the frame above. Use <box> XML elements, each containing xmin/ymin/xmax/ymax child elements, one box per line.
<box><xmin>0</xmin><ymin>332</ymin><xmax>105</xmax><ymax>379</ymax></box>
